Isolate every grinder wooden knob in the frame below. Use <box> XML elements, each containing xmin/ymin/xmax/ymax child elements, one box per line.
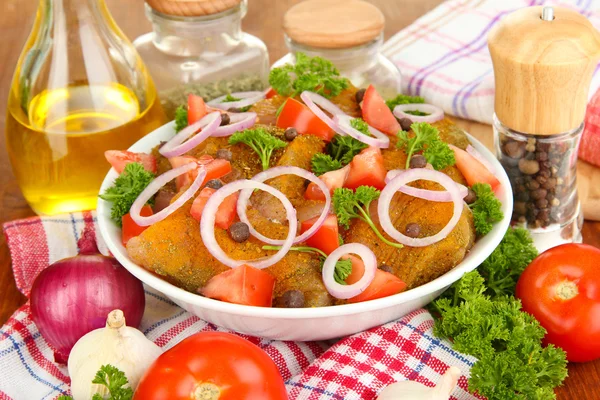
<box><xmin>146</xmin><ymin>0</ymin><xmax>242</xmax><ymax>17</ymax></box>
<box><xmin>488</xmin><ymin>6</ymin><xmax>600</xmax><ymax>135</ymax></box>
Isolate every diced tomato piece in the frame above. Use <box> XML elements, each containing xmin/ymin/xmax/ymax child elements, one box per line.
<box><xmin>200</xmin><ymin>264</ymin><xmax>276</xmax><ymax>307</ymax></box>
<box><xmin>276</xmin><ymin>98</ymin><xmax>335</xmax><ymax>141</ymax></box>
<box><xmin>169</xmin><ymin>155</ymin><xmax>232</xmax><ymax>191</ymax></box>
<box><xmin>304</xmin><ymin>165</ymin><xmax>350</xmax><ymax>201</ymax></box>
<box><xmin>344</xmin><ymin>147</ymin><xmax>387</xmax><ymax>191</ymax></box>
<box><xmin>187</xmin><ymin>94</ymin><xmax>207</xmax><ymax>125</ymax></box>
<box><xmin>344</xmin><ymin>255</ymin><xmax>406</xmax><ymax>303</ymax></box>
<box><xmin>449</xmin><ymin>144</ymin><xmax>500</xmax><ymax>190</ymax></box>
<box><xmin>265</xmin><ymin>87</ymin><xmax>277</xmax><ymax>99</ymax></box>
<box><xmin>121</xmin><ymin>205</ymin><xmax>153</xmax><ymax>246</ymax></box>
<box><xmin>105</xmin><ymin>150</ymin><xmax>157</xmax><ymax>174</ymax></box>
<box><xmin>190</xmin><ymin>187</ymin><xmax>239</xmax><ymax>230</ymax></box>
<box><xmin>362</xmin><ymin>85</ymin><xmax>401</xmax><ymax>136</ymax></box>
<box><xmin>300</xmin><ymin>214</ymin><xmax>340</xmax><ymax>255</ymax></box>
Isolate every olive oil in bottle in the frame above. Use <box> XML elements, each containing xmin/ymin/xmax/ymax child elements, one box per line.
<box><xmin>6</xmin><ymin>0</ymin><xmax>166</xmax><ymax>215</ymax></box>
<box><xmin>6</xmin><ymin>83</ymin><xmax>165</xmax><ymax>215</ymax></box>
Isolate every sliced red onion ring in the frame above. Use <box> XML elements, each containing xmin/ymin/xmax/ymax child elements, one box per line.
<box><xmin>393</xmin><ymin>104</ymin><xmax>444</xmax><ymax>124</ymax></box>
<box><xmin>160</xmin><ymin>112</ymin><xmax>221</xmax><ymax>158</ymax></box>
<box><xmin>385</xmin><ymin>170</ymin><xmax>469</xmax><ymax>202</ymax></box>
<box><xmin>200</xmin><ymin>180</ymin><xmax>297</xmax><ymax>269</ymax></box>
<box><xmin>322</xmin><ymin>244</ymin><xmax>377</xmax><ymax>299</ymax></box>
<box><xmin>466</xmin><ymin>144</ymin><xmax>495</xmax><ymax>174</ymax></box>
<box><xmin>207</xmin><ymin>91</ymin><xmax>265</xmax><ymax>111</ymax></box>
<box><xmin>300</xmin><ymin>91</ymin><xmax>345</xmax><ymax>133</ymax></box>
<box><xmin>130</xmin><ymin>163</ymin><xmax>207</xmax><ymax>227</ymax></box>
<box><xmin>378</xmin><ymin>169</ymin><xmax>463</xmax><ymax>247</ymax></box>
<box><xmin>334</xmin><ymin>114</ymin><xmax>390</xmax><ymax>149</ymax></box>
<box><xmin>237</xmin><ymin>166</ymin><xmax>331</xmax><ymax>245</ymax></box>
<box><xmin>212</xmin><ymin>112</ymin><xmax>257</xmax><ymax>137</ymax></box>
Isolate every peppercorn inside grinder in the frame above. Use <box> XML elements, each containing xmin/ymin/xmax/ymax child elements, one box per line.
<box><xmin>488</xmin><ymin>6</ymin><xmax>600</xmax><ymax>252</ymax></box>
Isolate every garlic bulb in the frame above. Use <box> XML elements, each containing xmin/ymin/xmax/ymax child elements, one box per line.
<box><xmin>68</xmin><ymin>309</ymin><xmax>162</xmax><ymax>400</ymax></box>
<box><xmin>377</xmin><ymin>366</ymin><xmax>461</xmax><ymax>400</ymax></box>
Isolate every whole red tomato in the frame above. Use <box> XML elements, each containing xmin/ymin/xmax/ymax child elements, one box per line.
<box><xmin>516</xmin><ymin>243</ymin><xmax>600</xmax><ymax>362</ymax></box>
<box><xmin>134</xmin><ymin>332</ymin><xmax>287</xmax><ymax>400</ymax></box>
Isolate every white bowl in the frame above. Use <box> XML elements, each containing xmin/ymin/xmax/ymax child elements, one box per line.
<box><xmin>97</xmin><ymin>121</ymin><xmax>513</xmax><ymax>341</ymax></box>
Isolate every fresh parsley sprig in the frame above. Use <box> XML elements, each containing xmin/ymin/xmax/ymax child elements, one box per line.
<box><xmin>349</xmin><ymin>118</ymin><xmax>371</xmax><ymax>136</ymax></box>
<box><xmin>329</xmin><ymin>135</ymin><xmax>368</xmax><ymax>165</ymax></box>
<box><xmin>174</xmin><ymin>105</ymin><xmax>188</xmax><ymax>133</ymax></box>
<box><xmin>311</xmin><ymin>153</ymin><xmax>344</xmax><ymax>176</ymax></box>
<box><xmin>229</xmin><ymin>127</ymin><xmax>287</xmax><ymax>170</ymax></box>
<box><xmin>396</xmin><ymin>122</ymin><xmax>455</xmax><ymax>170</ymax></box>
<box><xmin>99</xmin><ymin>163</ymin><xmax>155</xmax><ymax>227</ymax></box>
<box><xmin>470</xmin><ymin>183</ymin><xmax>504</xmax><ymax>237</ymax></box>
<box><xmin>223</xmin><ymin>93</ymin><xmax>251</xmax><ymax>112</ymax></box>
<box><xmin>269</xmin><ymin>52</ymin><xmax>349</xmax><ymax>99</ymax></box>
<box><xmin>58</xmin><ymin>365</ymin><xmax>133</xmax><ymax>400</ymax></box>
<box><xmin>262</xmin><ymin>245</ymin><xmax>353</xmax><ymax>284</ymax></box>
<box><xmin>333</xmin><ymin>186</ymin><xmax>403</xmax><ymax>249</ymax></box>
<box><xmin>386</xmin><ymin>94</ymin><xmax>425</xmax><ymax>111</ymax></box>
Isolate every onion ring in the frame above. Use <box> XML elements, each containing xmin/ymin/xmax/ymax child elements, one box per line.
<box><xmin>393</xmin><ymin>104</ymin><xmax>444</xmax><ymax>124</ymax></box>
<box><xmin>207</xmin><ymin>91</ymin><xmax>265</xmax><ymax>111</ymax></box>
<box><xmin>212</xmin><ymin>112</ymin><xmax>257</xmax><ymax>137</ymax></box>
<box><xmin>200</xmin><ymin>180</ymin><xmax>297</xmax><ymax>269</ymax></box>
<box><xmin>467</xmin><ymin>144</ymin><xmax>495</xmax><ymax>174</ymax></box>
<box><xmin>300</xmin><ymin>91</ymin><xmax>345</xmax><ymax>133</ymax></box>
<box><xmin>322</xmin><ymin>243</ymin><xmax>377</xmax><ymax>299</ymax></box>
<box><xmin>159</xmin><ymin>112</ymin><xmax>221</xmax><ymax>158</ymax></box>
<box><xmin>378</xmin><ymin>169</ymin><xmax>463</xmax><ymax>247</ymax></box>
<box><xmin>334</xmin><ymin>114</ymin><xmax>390</xmax><ymax>149</ymax></box>
<box><xmin>237</xmin><ymin>166</ymin><xmax>331</xmax><ymax>245</ymax></box>
<box><xmin>385</xmin><ymin>170</ymin><xmax>469</xmax><ymax>201</ymax></box>
<box><xmin>130</xmin><ymin>163</ymin><xmax>207</xmax><ymax>227</ymax></box>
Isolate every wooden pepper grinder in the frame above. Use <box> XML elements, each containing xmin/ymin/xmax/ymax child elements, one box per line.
<box><xmin>488</xmin><ymin>6</ymin><xmax>600</xmax><ymax>251</ymax></box>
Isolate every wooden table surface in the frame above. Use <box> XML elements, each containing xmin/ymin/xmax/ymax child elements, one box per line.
<box><xmin>0</xmin><ymin>0</ymin><xmax>599</xmax><ymax>398</ymax></box>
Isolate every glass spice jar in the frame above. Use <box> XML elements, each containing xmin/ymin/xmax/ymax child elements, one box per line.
<box><xmin>488</xmin><ymin>6</ymin><xmax>600</xmax><ymax>251</ymax></box>
<box><xmin>134</xmin><ymin>0</ymin><xmax>269</xmax><ymax>119</ymax></box>
<box><xmin>272</xmin><ymin>0</ymin><xmax>401</xmax><ymax>98</ymax></box>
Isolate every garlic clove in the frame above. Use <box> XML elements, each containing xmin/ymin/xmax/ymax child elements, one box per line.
<box><xmin>68</xmin><ymin>309</ymin><xmax>163</xmax><ymax>400</ymax></box>
<box><xmin>376</xmin><ymin>366</ymin><xmax>462</xmax><ymax>400</ymax></box>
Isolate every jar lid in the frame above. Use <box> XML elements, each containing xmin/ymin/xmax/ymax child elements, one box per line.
<box><xmin>283</xmin><ymin>0</ymin><xmax>384</xmax><ymax>49</ymax></box>
<box><xmin>489</xmin><ymin>6</ymin><xmax>600</xmax><ymax>135</ymax></box>
<box><xmin>146</xmin><ymin>0</ymin><xmax>241</xmax><ymax>17</ymax></box>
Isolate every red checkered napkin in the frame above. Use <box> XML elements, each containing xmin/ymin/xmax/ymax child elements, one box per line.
<box><xmin>1</xmin><ymin>212</ymin><xmax>479</xmax><ymax>400</ymax></box>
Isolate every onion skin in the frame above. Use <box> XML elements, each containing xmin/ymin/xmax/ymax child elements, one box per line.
<box><xmin>30</xmin><ymin>255</ymin><xmax>145</xmax><ymax>364</ymax></box>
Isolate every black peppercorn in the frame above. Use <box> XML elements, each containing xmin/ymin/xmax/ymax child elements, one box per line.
<box><xmin>504</xmin><ymin>141</ymin><xmax>526</xmax><ymax>159</ymax></box>
<box><xmin>379</xmin><ymin>264</ymin><xmax>393</xmax><ymax>273</ymax></box>
<box><xmin>464</xmin><ymin>189</ymin><xmax>477</xmax><ymax>205</ymax></box>
<box><xmin>399</xmin><ymin>117</ymin><xmax>413</xmax><ymax>132</ymax></box>
<box><xmin>355</xmin><ymin>88</ymin><xmax>366</xmax><ymax>104</ymax></box>
<box><xmin>228</xmin><ymin>222</ymin><xmax>250</xmax><ymax>243</ymax></box>
<box><xmin>409</xmin><ymin>154</ymin><xmax>427</xmax><ymax>169</ymax></box>
<box><xmin>216</xmin><ymin>148</ymin><xmax>233</xmax><ymax>161</ymax></box>
<box><xmin>284</xmin><ymin>128</ymin><xmax>298</xmax><ymax>141</ymax></box>
<box><xmin>205</xmin><ymin>179</ymin><xmax>224</xmax><ymax>190</ymax></box>
<box><xmin>220</xmin><ymin>113</ymin><xmax>230</xmax><ymax>126</ymax></box>
<box><xmin>405</xmin><ymin>223</ymin><xmax>421</xmax><ymax>238</ymax></box>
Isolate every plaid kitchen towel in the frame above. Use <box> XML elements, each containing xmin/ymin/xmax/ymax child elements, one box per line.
<box><xmin>0</xmin><ymin>212</ymin><xmax>478</xmax><ymax>400</ymax></box>
<box><xmin>381</xmin><ymin>0</ymin><xmax>600</xmax><ymax>126</ymax></box>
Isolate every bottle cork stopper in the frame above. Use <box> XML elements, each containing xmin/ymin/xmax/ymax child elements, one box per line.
<box><xmin>489</xmin><ymin>6</ymin><xmax>600</xmax><ymax>135</ymax></box>
<box><xmin>284</xmin><ymin>0</ymin><xmax>385</xmax><ymax>49</ymax></box>
<box><xmin>146</xmin><ymin>0</ymin><xmax>241</xmax><ymax>17</ymax></box>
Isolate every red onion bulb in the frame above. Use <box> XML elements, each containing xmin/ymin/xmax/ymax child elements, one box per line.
<box><xmin>30</xmin><ymin>254</ymin><xmax>145</xmax><ymax>364</ymax></box>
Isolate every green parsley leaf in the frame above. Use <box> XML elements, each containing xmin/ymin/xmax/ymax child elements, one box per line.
<box><xmin>422</xmin><ymin>138</ymin><xmax>455</xmax><ymax>170</ymax></box>
<box><xmin>229</xmin><ymin>127</ymin><xmax>287</xmax><ymax>170</ymax></box>
<box><xmin>328</xmin><ymin>134</ymin><xmax>368</xmax><ymax>165</ymax></box>
<box><xmin>479</xmin><ymin>227</ymin><xmax>537</xmax><ymax>297</ymax></box>
<box><xmin>99</xmin><ymin>163</ymin><xmax>155</xmax><ymax>227</ymax></box>
<box><xmin>333</xmin><ymin>187</ymin><xmax>402</xmax><ymax>249</ymax></box>
<box><xmin>174</xmin><ymin>105</ymin><xmax>188</xmax><ymax>133</ymax></box>
<box><xmin>223</xmin><ymin>93</ymin><xmax>251</xmax><ymax>112</ymax></box>
<box><xmin>268</xmin><ymin>52</ymin><xmax>349</xmax><ymax>98</ymax></box>
<box><xmin>338</xmin><ymin>233</ymin><xmax>344</xmax><ymax>246</ymax></box>
<box><xmin>429</xmin><ymin>228</ymin><xmax>567</xmax><ymax>400</ymax></box>
<box><xmin>92</xmin><ymin>365</ymin><xmax>134</xmax><ymax>400</ymax></box>
<box><xmin>386</xmin><ymin>94</ymin><xmax>425</xmax><ymax>111</ymax></box>
<box><xmin>470</xmin><ymin>183</ymin><xmax>504</xmax><ymax>237</ymax></box>
<box><xmin>405</xmin><ymin>110</ymin><xmax>429</xmax><ymax>116</ymax></box>
<box><xmin>311</xmin><ymin>153</ymin><xmax>344</xmax><ymax>176</ymax></box>
<box><xmin>396</xmin><ymin>122</ymin><xmax>455</xmax><ymax>170</ymax></box>
<box><xmin>350</xmin><ymin>118</ymin><xmax>371</xmax><ymax>136</ymax></box>
<box><xmin>262</xmin><ymin>245</ymin><xmax>352</xmax><ymax>285</ymax></box>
